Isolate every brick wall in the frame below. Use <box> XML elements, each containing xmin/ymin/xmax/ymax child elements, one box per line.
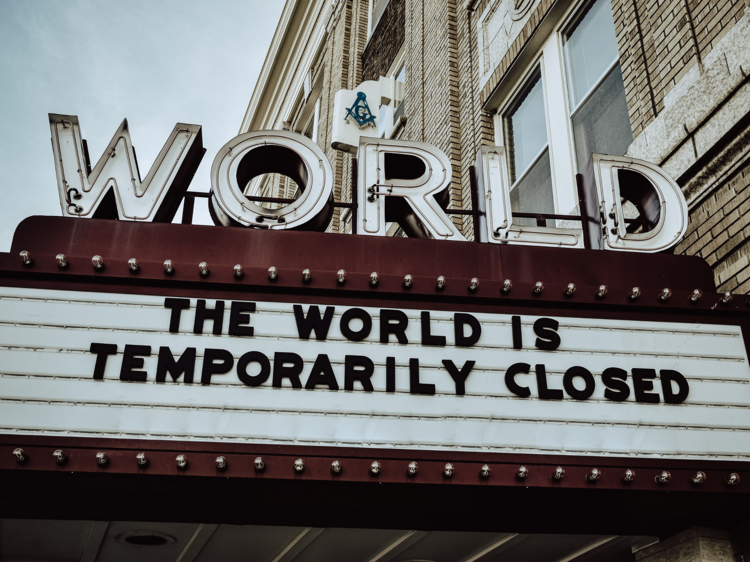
<box><xmin>674</xmin><ymin>160</ymin><xmax>750</xmax><ymax>293</ymax></box>
<box><xmin>362</xmin><ymin>0</ymin><xmax>405</xmax><ymax>82</ymax></box>
<box><xmin>611</xmin><ymin>0</ymin><xmax>746</xmax><ymax>137</ymax></box>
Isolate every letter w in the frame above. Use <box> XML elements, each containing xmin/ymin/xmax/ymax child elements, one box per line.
<box><xmin>50</xmin><ymin>113</ymin><xmax>204</xmax><ymax>221</ymax></box>
<box><xmin>293</xmin><ymin>305</ymin><xmax>334</xmax><ymax>340</ymax></box>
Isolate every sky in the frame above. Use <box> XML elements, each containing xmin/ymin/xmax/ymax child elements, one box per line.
<box><xmin>0</xmin><ymin>0</ymin><xmax>284</xmax><ymax>251</ymax></box>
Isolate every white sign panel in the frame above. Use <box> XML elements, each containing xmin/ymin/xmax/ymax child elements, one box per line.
<box><xmin>0</xmin><ymin>287</ymin><xmax>748</xmax><ymax>461</ymax></box>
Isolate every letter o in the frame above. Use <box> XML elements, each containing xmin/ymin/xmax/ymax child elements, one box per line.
<box><xmin>237</xmin><ymin>351</ymin><xmax>271</xmax><ymax>387</ymax></box>
<box><xmin>340</xmin><ymin>308</ymin><xmax>372</xmax><ymax>341</ymax></box>
<box><xmin>563</xmin><ymin>366</ymin><xmax>595</xmax><ymax>400</ymax></box>
<box><xmin>210</xmin><ymin>131</ymin><xmax>334</xmax><ymax>230</ymax></box>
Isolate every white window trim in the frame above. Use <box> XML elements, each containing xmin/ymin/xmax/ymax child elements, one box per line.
<box><xmin>377</xmin><ymin>45</ymin><xmax>406</xmax><ymax>139</ymax></box>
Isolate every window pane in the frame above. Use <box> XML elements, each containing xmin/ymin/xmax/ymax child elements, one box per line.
<box><xmin>510</xmin><ymin>148</ymin><xmax>556</xmax><ymax>227</ymax></box>
<box><xmin>506</xmin><ymin>72</ymin><xmax>548</xmax><ymax>182</ymax></box>
<box><xmin>393</xmin><ymin>64</ymin><xmax>406</xmax><ymax>120</ymax></box>
<box><xmin>378</xmin><ymin>104</ymin><xmax>388</xmax><ymax>138</ymax></box>
<box><xmin>564</xmin><ymin>0</ymin><xmax>619</xmax><ymax>108</ymax></box>
<box><xmin>571</xmin><ymin>64</ymin><xmax>633</xmax><ymax>172</ymax></box>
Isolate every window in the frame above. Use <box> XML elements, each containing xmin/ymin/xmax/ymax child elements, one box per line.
<box><xmin>303</xmin><ymin>98</ymin><xmax>321</xmax><ymax>144</ymax></box>
<box><xmin>563</xmin><ymin>0</ymin><xmax>632</xmax><ymax>174</ymax></box>
<box><xmin>378</xmin><ymin>54</ymin><xmax>406</xmax><ymax>139</ymax></box>
<box><xmin>504</xmin><ymin>69</ymin><xmax>555</xmax><ymax>226</ymax></box>
<box><xmin>368</xmin><ymin>0</ymin><xmax>391</xmax><ymax>38</ymax></box>
<box><xmin>496</xmin><ymin>0</ymin><xmax>632</xmax><ymax>221</ymax></box>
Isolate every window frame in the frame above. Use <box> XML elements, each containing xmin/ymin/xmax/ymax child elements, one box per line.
<box><xmin>493</xmin><ymin>0</ymin><xmax>627</xmax><ymax>220</ymax></box>
<box><xmin>377</xmin><ymin>45</ymin><xmax>406</xmax><ymax>139</ymax></box>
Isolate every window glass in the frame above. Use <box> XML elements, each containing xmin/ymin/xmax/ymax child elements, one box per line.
<box><xmin>393</xmin><ymin>65</ymin><xmax>406</xmax><ymax>121</ymax></box>
<box><xmin>378</xmin><ymin>104</ymin><xmax>388</xmax><ymax>138</ymax></box>
<box><xmin>505</xmin><ymin>69</ymin><xmax>555</xmax><ymax>226</ymax></box>
<box><xmin>563</xmin><ymin>0</ymin><xmax>619</xmax><ymax>108</ymax></box>
<box><xmin>506</xmin><ymin>73</ymin><xmax>548</xmax><ymax>182</ymax></box>
<box><xmin>571</xmin><ymin>65</ymin><xmax>632</xmax><ymax>172</ymax></box>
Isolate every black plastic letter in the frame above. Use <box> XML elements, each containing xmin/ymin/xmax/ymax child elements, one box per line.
<box><xmin>201</xmin><ymin>348</ymin><xmax>234</xmax><ymax>385</ymax></box>
<box><xmin>533</xmin><ymin>318</ymin><xmax>560</xmax><ymax>350</ymax></box>
<box><xmin>536</xmin><ymin>364</ymin><xmax>563</xmax><ymax>399</ymax></box>
<box><xmin>386</xmin><ymin>356</ymin><xmax>396</xmax><ymax>392</ymax></box>
<box><xmin>380</xmin><ymin>309</ymin><xmax>409</xmax><ymax>344</ymax></box>
<box><xmin>602</xmin><ymin>367</ymin><xmax>630</xmax><ymax>401</ymax></box>
<box><xmin>237</xmin><ymin>351</ymin><xmax>271</xmax><ymax>387</ymax></box>
<box><xmin>562</xmin><ymin>366</ymin><xmax>596</xmax><ymax>400</ymax></box>
<box><xmin>228</xmin><ymin>301</ymin><xmax>256</xmax><ymax>336</ymax></box>
<box><xmin>632</xmin><ymin>368</ymin><xmax>660</xmax><ymax>403</ymax></box>
<box><xmin>505</xmin><ymin>362</ymin><xmax>531</xmax><ymax>398</ymax></box>
<box><xmin>120</xmin><ymin>345</ymin><xmax>151</xmax><ymax>382</ymax></box>
<box><xmin>164</xmin><ymin>298</ymin><xmax>190</xmax><ymax>333</ymax></box>
<box><xmin>454</xmin><ymin>313</ymin><xmax>481</xmax><ymax>347</ymax></box>
<box><xmin>273</xmin><ymin>352</ymin><xmax>304</xmax><ymax>388</ymax></box>
<box><xmin>90</xmin><ymin>343</ymin><xmax>117</xmax><ymax>380</ymax></box>
<box><xmin>409</xmin><ymin>358</ymin><xmax>435</xmax><ymax>395</ymax></box>
<box><xmin>156</xmin><ymin>347</ymin><xmax>196</xmax><ymax>383</ymax></box>
<box><xmin>306</xmin><ymin>354</ymin><xmax>339</xmax><ymax>390</ymax></box>
<box><xmin>661</xmin><ymin>369</ymin><xmax>689</xmax><ymax>404</ymax></box>
<box><xmin>194</xmin><ymin>300</ymin><xmax>225</xmax><ymax>335</ymax></box>
<box><xmin>344</xmin><ymin>355</ymin><xmax>374</xmax><ymax>391</ymax></box>
<box><xmin>512</xmin><ymin>316</ymin><xmax>522</xmax><ymax>349</ymax></box>
<box><xmin>340</xmin><ymin>308</ymin><xmax>373</xmax><ymax>341</ymax></box>
<box><xmin>442</xmin><ymin>359</ymin><xmax>475</xmax><ymax>395</ymax></box>
<box><xmin>421</xmin><ymin>312</ymin><xmax>446</xmax><ymax>346</ymax></box>
<box><xmin>293</xmin><ymin>305</ymin><xmax>334</xmax><ymax>340</ymax></box>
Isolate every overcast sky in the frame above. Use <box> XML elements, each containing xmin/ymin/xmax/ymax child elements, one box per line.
<box><xmin>0</xmin><ymin>0</ymin><xmax>284</xmax><ymax>251</ymax></box>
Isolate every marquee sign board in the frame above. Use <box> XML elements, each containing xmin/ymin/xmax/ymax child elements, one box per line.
<box><xmin>1</xmin><ymin>286</ymin><xmax>748</xmax><ymax>460</ymax></box>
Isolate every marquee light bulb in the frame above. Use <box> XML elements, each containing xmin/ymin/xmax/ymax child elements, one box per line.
<box><xmin>268</xmin><ymin>266</ymin><xmax>278</xmax><ymax>281</ymax></box>
<box><xmin>629</xmin><ymin>287</ymin><xmax>641</xmax><ymax>300</ymax></box>
<box><xmin>435</xmin><ymin>276</ymin><xmax>446</xmax><ymax>290</ymax></box>
<box><xmin>369</xmin><ymin>461</ymin><xmax>381</xmax><ymax>475</ymax></box>
<box><xmin>136</xmin><ymin>452</ymin><xmax>148</xmax><ymax>467</ymax></box>
<box><xmin>128</xmin><ymin>258</ymin><xmax>139</xmax><ymax>273</ymax></box>
<box><xmin>96</xmin><ymin>451</ymin><xmax>108</xmax><ymax>466</ymax></box>
<box><xmin>403</xmin><ymin>274</ymin><xmax>413</xmax><ymax>288</ymax></box>
<box><xmin>655</xmin><ymin>470</ymin><xmax>671</xmax><ymax>484</ymax></box>
<box><xmin>501</xmin><ymin>279</ymin><xmax>512</xmax><ymax>294</ymax></box>
<box><xmin>163</xmin><ymin>260</ymin><xmax>174</xmax><ymax>275</ymax></box>
<box><xmin>725</xmin><ymin>473</ymin><xmax>740</xmax><ymax>485</ymax></box>
<box><xmin>659</xmin><ymin>287</ymin><xmax>672</xmax><ymax>301</ymax></box>
<box><xmin>533</xmin><ymin>281</ymin><xmax>544</xmax><ymax>295</ymax></box>
<box><xmin>516</xmin><ymin>466</ymin><xmax>528</xmax><ymax>480</ymax></box>
<box><xmin>53</xmin><ymin>449</ymin><xmax>67</xmax><ymax>465</ymax></box>
<box><xmin>56</xmin><ymin>253</ymin><xmax>68</xmax><ymax>269</ymax></box>
<box><xmin>689</xmin><ymin>289</ymin><xmax>702</xmax><ymax>302</ymax></box>
<box><xmin>254</xmin><ymin>457</ymin><xmax>265</xmax><ymax>471</ymax></box>
<box><xmin>596</xmin><ymin>285</ymin><xmax>608</xmax><ymax>298</ymax></box>
<box><xmin>721</xmin><ymin>292</ymin><xmax>733</xmax><ymax>304</ymax></box>
<box><xmin>337</xmin><ymin>269</ymin><xmax>346</xmax><ymax>285</ymax></box>
<box><xmin>12</xmin><ymin>448</ymin><xmax>26</xmax><ymax>464</ymax></box>
<box><xmin>621</xmin><ymin>469</ymin><xmax>635</xmax><ymax>483</ymax></box>
<box><xmin>198</xmin><ymin>262</ymin><xmax>209</xmax><ymax>278</ymax></box>
<box><xmin>302</xmin><ymin>269</ymin><xmax>312</xmax><ymax>283</ymax></box>
<box><xmin>406</xmin><ymin>461</ymin><xmax>418</xmax><ymax>476</ymax></box>
<box><xmin>480</xmin><ymin>464</ymin><xmax>491</xmax><ymax>478</ymax></box>
<box><xmin>19</xmin><ymin>250</ymin><xmax>33</xmax><ymax>267</ymax></box>
<box><xmin>551</xmin><ymin>466</ymin><xmax>565</xmax><ymax>481</ymax></box>
<box><xmin>565</xmin><ymin>283</ymin><xmax>576</xmax><ymax>296</ymax></box>
<box><xmin>585</xmin><ymin>468</ymin><xmax>601</xmax><ymax>482</ymax></box>
<box><xmin>691</xmin><ymin>471</ymin><xmax>706</xmax><ymax>484</ymax></box>
<box><xmin>176</xmin><ymin>454</ymin><xmax>188</xmax><ymax>469</ymax></box>
<box><xmin>91</xmin><ymin>255</ymin><xmax>104</xmax><ymax>271</ymax></box>
<box><xmin>331</xmin><ymin>460</ymin><xmax>342</xmax><ymax>474</ymax></box>
<box><xmin>215</xmin><ymin>456</ymin><xmax>227</xmax><ymax>470</ymax></box>
<box><xmin>443</xmin><ymin>463</ymin><xmax>455</xmax><ymax>478</ymax></box>
<box><xmin>468</xmin><ymin>278</ymin><xmax>479</xmax><ymax>292</ymax></box>
<box><xmin>294</xmin><ymin>458</ymin><xmax>305</xmax><ymax>473</ymax></box>
<box><xmin>370</xmin><ymin>272</ymin><xmax>379</xmax><ymax>287</ymax></box>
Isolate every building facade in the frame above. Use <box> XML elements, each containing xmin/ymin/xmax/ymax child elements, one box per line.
<box><xmin>243</xmin><ymin>0</ymin><xmax>749</xmax><ymax>291</ymax></box>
